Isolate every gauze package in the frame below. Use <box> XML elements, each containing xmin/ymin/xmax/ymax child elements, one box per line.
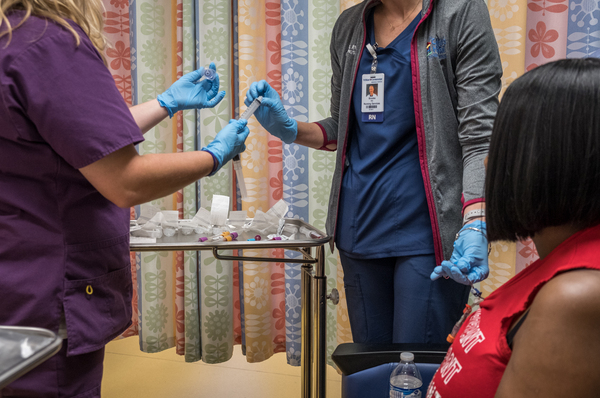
<box><xmin>137</xmin><ymin>205</ymin><xmax>161</xmax><ymax>225</ymax></box>
<box><xmin>191</xmin><ymin>207</ymin><xmax>212</xmax><ymax>234</ymax></box>
<box><xmin>161</xmin><ymin>211</ymin><xmax>179</xmax><ymax>237</ymax></box>
<box><xmin>210</xmin><ymin>195</ymin><xmax>230</xmax><ymax>226</ymax></box>
<box><xmin>228</xmin><ymin>210</ymin><xmax>248</xmax><ymax>227</ymax></box>
<box><xmin>244</xmin><ymin>200</ymin><xmax>289</xmax><ymax>235</ymax></box>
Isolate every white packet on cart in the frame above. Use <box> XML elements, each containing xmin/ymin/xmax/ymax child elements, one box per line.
<box><xmin>142</xmin><ymin>212</ymin><xmax>165</xmax><ymax>230</ymax></box>
<box><xmin>192</xmin><ymin>208</ymin><xmax>212</xmax><ymax>234</ymax></box>
<box><xmin>266</xmin><ymin>200</ymin><xmax>288</xmax><ymax>220</ymax></box>
<box><xmin>210</xmin><ymin>195</ymin><xmax>230</xmax><ymax>227</ymax></box>
<box><xmin>228</xmin><ymin>211</ymin><xmax>247</xmax><ymax>228</ymax></box>
<box><xmin>131</xmin><ymin>227</ymin><xmax>163</xmax><ymax>239</ymax></box>
<box><xmin>161</xmin><ymin>211</ymin><xmax>179</xmax><ymax>236</ymax></box>
<box><xmin>137</xmin><ymin>205</ymin><xmax>161</xmax><ymax>225</ymax></box>
<box><xmin>244</xmin><ymin>200</ymin><xmax>289</xmax><ymax>234</ymax></box>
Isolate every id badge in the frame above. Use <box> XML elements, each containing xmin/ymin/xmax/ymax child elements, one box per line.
<box><xmin>361</xmin><ymin>73</ymin><xmax>384</xmax><ymax>122</ymax></box>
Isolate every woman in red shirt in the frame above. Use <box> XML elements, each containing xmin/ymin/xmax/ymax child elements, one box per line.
<box><xmin>428</xmin><ymin>58</ymin><xmax>600</xmax><ymax>397</ymax></box>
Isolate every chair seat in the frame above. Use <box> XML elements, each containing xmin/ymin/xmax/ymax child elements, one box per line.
<box><xmin>332</xmin><ymin>343</ymin><xmax>449</xmax><ymax>398</ymax></box>
<box><xmin>342</xmin><ymin>362</ymin><xmax>441</xmax><ymax>398</ymax></box>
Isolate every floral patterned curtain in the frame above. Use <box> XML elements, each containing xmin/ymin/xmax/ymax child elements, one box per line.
<box><xmin>484</xmin><ymin>0</ymin><xmax>599</xmax><ymax>295</ymax></box>
<box><xmin>102</xmin><ymin>0</ymin><xmax>352</xmax><ymax>366</ymax></box>
<box><xmin>100</xmin><ymin>0</ymin><xmax>599</xmax><ymax>367</ymax></box>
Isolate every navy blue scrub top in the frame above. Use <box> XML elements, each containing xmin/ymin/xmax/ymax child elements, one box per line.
<box><xmin>335</xmin><ymin>12</ymin><xmax>434</xmax><ymax>259</ymax></box>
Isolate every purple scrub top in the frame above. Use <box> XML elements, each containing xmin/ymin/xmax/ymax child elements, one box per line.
<box><xmin>0</xmin><ymin>12</ymin><xmax>144</xmax><ymax>356</ymax></box>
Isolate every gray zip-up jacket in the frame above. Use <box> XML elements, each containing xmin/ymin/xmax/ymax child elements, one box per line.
<box><xmin>315</xmin><ymin>0</ymin><xmax>502</xmax><ymax>263</ymax></box>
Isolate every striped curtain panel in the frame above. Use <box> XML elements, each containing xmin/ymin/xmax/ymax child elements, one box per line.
<box><xmin>101</xmin><ymin>0</ymin><xmax>599</xmax><ymax>366</ymax></box>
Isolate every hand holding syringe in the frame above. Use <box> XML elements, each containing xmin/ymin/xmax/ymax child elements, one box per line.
<box><xmin>233</xmin><ymin>96</ymin><xmax>263</xmax><ymax>199</ymax></box>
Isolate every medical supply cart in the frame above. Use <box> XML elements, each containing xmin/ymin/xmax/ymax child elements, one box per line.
<box><xmin>0</xmin><ymin>326</ymin><xmax>62</xmax><ymax>389</ymax></box>
<box><xmin>130</xmin><ymin>218</ymin><xmax>334</xmax><ymax>398</ymax></box>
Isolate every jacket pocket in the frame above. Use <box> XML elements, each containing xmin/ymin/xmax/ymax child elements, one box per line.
<box><xmin>63</xmin><ymin>263</ymin><xmax>132</xmax><ymax>356</ymax></box>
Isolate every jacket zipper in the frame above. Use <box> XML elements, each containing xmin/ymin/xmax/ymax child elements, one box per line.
<box><xmin>411</xmin><ymin>0</ymin><xmax>444</xmax><ymax>264</ymax></box>
<box><xmin>332</xmin><ymin>2</ymin><xmax>371</xmax><ymax>243</ymax></box>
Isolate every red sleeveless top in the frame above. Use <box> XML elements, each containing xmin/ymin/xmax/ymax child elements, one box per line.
<box><xmin>427</xmin><ymin>224</ymin><xmax>600</xmax><ymax>397</ymax></box>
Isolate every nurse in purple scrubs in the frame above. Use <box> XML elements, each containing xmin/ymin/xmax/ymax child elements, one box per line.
<box><xmin>0</xmin><ymin>1</ymin><xmax>247</xmax><ymax>397</ymax></box>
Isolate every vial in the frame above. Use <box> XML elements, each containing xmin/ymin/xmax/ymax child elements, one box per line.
<box><xmin>203</xmin><ymin>68</ymin><xmax>217</xmax><ymax>81</ymax></box>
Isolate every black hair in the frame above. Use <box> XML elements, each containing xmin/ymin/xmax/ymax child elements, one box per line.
<box><xmin>486</xmin><ymin>58</ymin><xmax>600</xmax><ymax>242</ymax></box>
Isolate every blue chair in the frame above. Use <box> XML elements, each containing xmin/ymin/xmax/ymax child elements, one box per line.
<box><xmin>332</xmin><ymin>343</ymin><xmax>449</xmax><ymax>398</ymax></box>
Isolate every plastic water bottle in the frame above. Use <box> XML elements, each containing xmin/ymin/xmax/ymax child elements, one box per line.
<box><xmin>389</xmin><ymin>352</ymin><xmax>423</xmax><ymax>398</ymax></box>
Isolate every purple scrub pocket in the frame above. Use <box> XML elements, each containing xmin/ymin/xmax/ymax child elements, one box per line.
<box><xmin>62</xmin><ymin>233</ymin><xmax>133</xmax><ymax>356</ymax></box>
<box><xmin>63</xmin><ymin>264</ymin><xmax>132</xmax><ymax>356</ymax></box>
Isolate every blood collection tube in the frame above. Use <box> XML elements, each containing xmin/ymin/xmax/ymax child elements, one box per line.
<box><xmin>211</xmin><ymin>235</ymin><xmax>233</xmax><ymax>242</ymax></box>
<box><xmin>211</xmin><ymin>232</ymin><xmax>238</xmax><ymax>242</ymax></box>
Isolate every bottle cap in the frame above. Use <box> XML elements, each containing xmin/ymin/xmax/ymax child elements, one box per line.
<box><xmin>255</xmin><ymin>235</ymin><xmax>261</xmax><ymax>241</ymax></box>
<box><xmin>203</xmin><ymin>68</ymin><xmax>217</xmax><ymax>80</ymax></box>
<box><xmin>231</xmin><ymin>232</ymin><xmax>239</xmax><ymax>239</ymax></box>
<box><xmin>400</xmin><ymin>352</ymin><xmax>414</xmax><ymax>362</ymax></box>
<box><xmin>199</xmin><ymin>237</ymin><xmax>208</xmax><ymax>242</ymax></box>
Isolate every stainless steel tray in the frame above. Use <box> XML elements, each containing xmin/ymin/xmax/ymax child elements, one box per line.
<box><xmin>129</xmin><ymin>218</ymin><xmax>330</xmax><ymax>252</ymax></box>
<box><xmin>0</xmin><ymin>326</ymin><xmax>62</xmax><ymax>389</ymax></box>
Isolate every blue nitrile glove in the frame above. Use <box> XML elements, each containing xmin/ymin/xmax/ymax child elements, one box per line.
<box><xmin>157</xmin><ymin>62</ymin><xmax>226</xmax><ymax>118</ymax></box>
<box><xmin>201</xmin><ymin>119</ymin><xmax>249</xmax><ymax>175</ymax></box>
<box><xmin>244</xmin><ymin>80</ymin><xmax>297</xmax><ymax>144</ymax></box>
<box><xmin>430</xmin><ymin>220</ymin><xmax>489</xmax><ymax>285</ymax></box>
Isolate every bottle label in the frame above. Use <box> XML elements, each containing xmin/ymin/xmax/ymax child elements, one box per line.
<box><xmin>390</xmin><ymin>384</ymin><xmax>421</xmax><ymax>398</ymax></box>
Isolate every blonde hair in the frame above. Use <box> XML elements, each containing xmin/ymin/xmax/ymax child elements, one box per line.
<box><xmin>0</xmin><ymin>0</ymin><xmax>108</xmax><ymax>64</ymax></box>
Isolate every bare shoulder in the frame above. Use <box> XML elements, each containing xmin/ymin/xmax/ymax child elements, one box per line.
<box><xmin>533</xmin><ymin>268</ymin><xmax>600</xmax><ymax>317</ymax></box>
<box><xmin>495</xmin><ymin>269</ymin><xmax>600</xmax><ymax>397</ymax></box>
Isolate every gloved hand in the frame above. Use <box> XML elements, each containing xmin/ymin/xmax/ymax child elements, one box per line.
<box><xmin>157</xmin><ymin>62</ymin><xmax>226</xmax><ymax>118</ymax></box>
<box><xmin>201</xmin><ymin>119</ymin><xmax>249</xmax><ymax>175</ymax></box>
<box><xmin>430</xmin><ymin>220</ymin><xmax>489</xmax><ymax>285</ymax></box>
<box><xmin>244</xmin><ymin>80</ymin><xmax>297</xmax><ymax>144</ymax></box>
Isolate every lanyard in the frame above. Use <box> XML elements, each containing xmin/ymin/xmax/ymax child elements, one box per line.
<box><xmin>366</xmin><ymin>43</ymin><xmax>378</xmax><ymax>74</ymax></box>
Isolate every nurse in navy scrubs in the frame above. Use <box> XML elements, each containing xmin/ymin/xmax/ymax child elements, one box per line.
<box><xmin>0</xmin><ymin>1</ymin><xmax>248</xmax><ymax>396</ymax></box>
<box><xmin>245</xmin><ymin>0</ymin><xmax>502</xmax><ymax>345</ymax></box>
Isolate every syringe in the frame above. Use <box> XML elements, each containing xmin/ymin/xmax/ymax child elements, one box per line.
<box><xmin>233</xmin><ymin>96</ymin><xmax>263</xmax><ymax>200</ymax></box>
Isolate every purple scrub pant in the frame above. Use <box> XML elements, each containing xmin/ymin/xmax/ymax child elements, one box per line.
<box><xmin>1</xmin><ymin>341</ymin><xmax>104</xmax><ymax>398</ymax></box>
<box><xmin>339</xmin><ymin>251</ymin><xmax>470</xmax><ymax>344</ymax></box>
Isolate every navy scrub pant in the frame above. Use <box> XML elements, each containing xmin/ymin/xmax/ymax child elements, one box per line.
<box><xmin>339</xmin><ymin>251</ymin><xmax>471</xmax><ymax>344</ymax></box>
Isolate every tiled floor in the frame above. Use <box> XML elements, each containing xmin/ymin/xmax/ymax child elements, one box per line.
<box><xmin>102</xmin><ymin>337</ymin><xmax>342</xmax><ymax>398</ymax></box>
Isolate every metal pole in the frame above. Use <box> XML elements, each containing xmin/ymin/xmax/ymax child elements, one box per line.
<box><xmin>312</xmin><ymin>245</ymin><xmax>327</xmax><ymax>398</ymax></box>
<box><xmin>301</xmin><ymin>247</ymin><xmax>313</xmax><ymax>398</ymax></box>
